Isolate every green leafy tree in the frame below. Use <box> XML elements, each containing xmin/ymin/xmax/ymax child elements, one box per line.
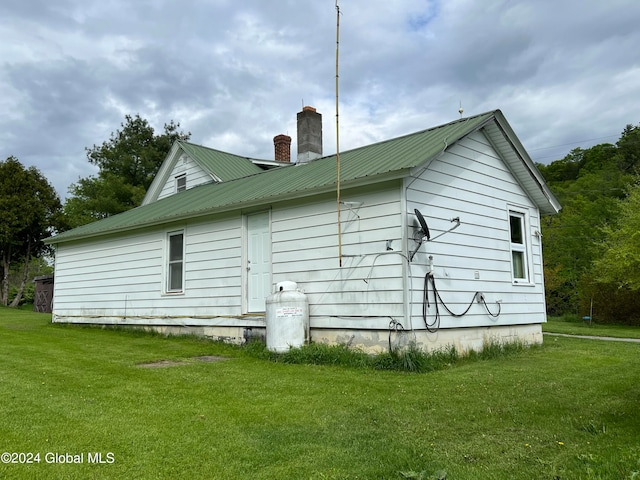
<box><xmin>64</xmin><ymin>173</ymin><xmax>147</xmax><ymax>226</ymax></box>
<box><xmin>580</xmin><ymin>182</ymin><xmax>640</xmax><ymax>324</ymax></box>
<box><xmin>593</xmin><ymin>183</ymin><xmax>640</xmax><ymax>289</ymax></box>
<box><xmin>540</xmin><ymin>123</ymin><xmax>640</xmax><ymax>321</ymax></box>
<box><xmin>0</xmin><ymin>157</ymin><xmax>64</xmax><ymax>306</ymax></box>
<box><xmin>65</xmin><ymin>115</ymin><xmax>190</xmax><ymax>227</ymax></box>
<box><xmin>542</xmin><ymin>162</ymin><xmax>627</xmax><ymax>314</ymax></box>
<box><xmin>615</xmin><ymin>124</ymin><xmax>640</xmax><ymax>173</ymax></box>
<box><xmin>536</xmin><ymin>147</ymin><xmax>584</xmax><ymax>184</ymax></box>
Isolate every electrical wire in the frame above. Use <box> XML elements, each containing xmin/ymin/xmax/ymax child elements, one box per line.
<box><xmin>362</xmin><ymin>251</ymin><xmax>410</xmax><ymax>284</ymax></box>
<box><xmin>388</xmin><ymin>318</ymin><xmax>405</xmax><ymax>352</ymax></box>
<box><xmin>326</xmin><ymin>315</ymin><xmax>409</xmax><ymax>353</ymax></box>
<box><xmin>422</xmin><ymin>273</ymin><xmax>501</xmax><ymax>332</ymax></box>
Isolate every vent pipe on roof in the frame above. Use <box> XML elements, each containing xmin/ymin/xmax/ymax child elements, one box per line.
<box><xmin>273</xmin><ymin>134</ymin><xmax>291</xmax><ymax>162</ymax></box>
<box><xmin>297</xmin><ymin>106</ymin><xmax>323</xmax><ymax>164</ymax></box>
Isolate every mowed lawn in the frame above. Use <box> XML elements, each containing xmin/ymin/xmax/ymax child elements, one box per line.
<box><xmin>544</xmin><ymin>315</ymin><xmax>640</xmax><ymax>339</ymax></box>
<box><xmin>1</xmin><ymin>308</ymin><xmax>639</xmax><ymax>479</ymax></box>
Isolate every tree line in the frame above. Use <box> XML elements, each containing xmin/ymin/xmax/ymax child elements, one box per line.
<box><xmin>0</xmin><ymin>115</ymin><xmax>189</xmax><ymax>306</ymax></box>
<box><xmin>537</xmin><ymin>123</ymin><xmax>640</xmax><ymax>324</ymax></box>
<box><xmin>2</xmin><ymin>115</ymin><xmax>639</xmax><ymax>324</ymax></box>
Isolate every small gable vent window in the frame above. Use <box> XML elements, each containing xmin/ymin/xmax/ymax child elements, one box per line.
<box><xmin>167</xmin><ymin>231</ymin><xmax>184</xmax><ymax>293</ymax></box>
<box><xmin>508</xmin><ymin>210</ymin><xmax>530</xmax><ymax>283</ymax></box>
<box><xmin>176</xmin><ymin>174</ymin><xmax>186</xmax><ymax>193</ymax></box>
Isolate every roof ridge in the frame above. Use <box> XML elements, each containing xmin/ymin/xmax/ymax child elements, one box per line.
<box><xmin>177</xmin><ymin>140</ymin><xmax>271</xmax><ymax>162</ymax></box>
<box><xmin>312</xmin><ymin>110</ymin><xmax>498</xmax><ymax>160</ymax></box>
<box><xmin>177</xmin><ymin>111</ymin><xmax>498</xmax><ymax>165</ymax></box>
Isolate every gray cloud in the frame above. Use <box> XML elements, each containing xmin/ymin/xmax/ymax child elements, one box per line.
<box><xmin>1</xmin><ymin>0</ymin><xmax>639</xmax><ymax>199</ymax></box>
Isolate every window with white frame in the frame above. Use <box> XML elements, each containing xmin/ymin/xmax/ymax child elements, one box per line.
<box><xmin>167</xmin><ymin>231</ymin><xmax>184</xmax><ymax>292</ymax></box>
<box><xmin>175</xmin><ymin>174</ymin><xmax>186</xmax><ymax>193</ymax></box>
<box><xmin>508</xmin><ymin>210</ymin><xmax>529</xmax><ymax>283</ymax></box>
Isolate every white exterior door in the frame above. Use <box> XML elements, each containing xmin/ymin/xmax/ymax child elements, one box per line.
<box><xmin>247</xmin><ymin>212</ymin><xmax>272</xmax><ymax>312</ymax></box>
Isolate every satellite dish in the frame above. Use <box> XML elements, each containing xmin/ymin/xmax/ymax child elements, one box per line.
<box><xmin>414</xmin><ymin>209</ymin><xmax>430</xmax><ymax>240</ymax></box>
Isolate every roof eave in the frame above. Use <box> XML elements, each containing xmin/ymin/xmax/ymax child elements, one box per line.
<box><xmin>141</xmin><ymin>141</ymin><xmax>184</xmax><ymax>206</ymax></box>
<box><xmin>45</xmin><ymin>170</ymin><xmax>409</xmax><ymax>245</ymax></box>
<box><xmin>484</xmin><ymin>111</ymin><xmax>561</xmax><ymax>215</ymax></box>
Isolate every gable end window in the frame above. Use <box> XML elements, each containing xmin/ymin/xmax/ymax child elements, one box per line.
<box><xmin>508</xmin><ymin>210</ymin><xmax>530</xmax><ymax>283</ymax></box>
<box><xmin>176</xmin><ymin>174</ymin><xmax>186</xmax><ymax>193</ymax></box>
<box><xmin>167</xmin><ymin>231</ymin><xmax>184</xmax><ymax>293</ymax></box>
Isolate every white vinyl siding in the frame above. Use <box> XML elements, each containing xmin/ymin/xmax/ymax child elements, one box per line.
<box><xmin>52</xmin><ymin>233</ymin><xmax>164</xmax><ymax>318</ymax></box>
<box><xmin>271</xmin><ymin>186</ymin><xmax>406</xmax><ymax>328</ymax></box>
<box><xmin>52</xmin><ymin>188</ymin><xmax>405</xmax><ymax>330</ymax></box>
<box><xmin>405</xmin><ymin>129</ymin><xmax>545</xmax><ymax>328</ymax></box>
<box><xmin>51</xmin><ymin>216</ymin><xmax>247</xmax><ymax>324</ymax></box>
<box><xmin>157</xmin><ymin>155</ymin><xmax>213</xmax><ymax>200</ymax></box>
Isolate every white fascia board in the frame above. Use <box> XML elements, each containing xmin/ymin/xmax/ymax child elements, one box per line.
<box><xmin>141</xmin><ymin>141</ymin><xmax>184</xmax><ymax>205</ymax></box>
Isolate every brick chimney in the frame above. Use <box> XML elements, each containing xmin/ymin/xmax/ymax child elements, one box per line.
<box><xmin>297</xmin><ymin>106</ymin><xmax>322</xmax><ymax>164</ymax></box>
<box><xmin>273</xmin><ymin>134</ymin><xmax>291</xmax><ymax>162</ymax></box>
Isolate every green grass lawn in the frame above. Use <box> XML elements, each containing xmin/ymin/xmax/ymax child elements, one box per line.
<box><xmin>544</xmin><ymin>314</ymin><xmax>640</xmax><ymax>339</ymax></box>
<box><xmin>1</xmin><ymin>307</ymin><xmax>639</xmax><ymax>479</ymax></box>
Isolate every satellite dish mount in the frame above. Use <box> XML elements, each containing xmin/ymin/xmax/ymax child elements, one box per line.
<box><xmin>410</xmin><ymin>209</ymin><xmax>430</xmax><ymax>261</ymax></box>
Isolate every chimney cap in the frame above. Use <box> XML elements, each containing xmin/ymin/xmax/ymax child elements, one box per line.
<box><xmin>302</xmin><ymin>105</ymin><xmax>317</xmax><ymax>113</ymax></box>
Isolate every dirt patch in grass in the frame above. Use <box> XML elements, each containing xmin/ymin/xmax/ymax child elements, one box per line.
<box><xmin>137</xmin><ymin>355</ymin><xmax>229</xmax><ymax>368</ymax></box>
<box><xmin>138</xmin><ymin>360</ymin><xmax>188</xmax><ymax>368</ymax></box>
<box><xmin>192</xmin><ymin>355</ymin><xmax>229</xmax><ymax>362</ymax></box>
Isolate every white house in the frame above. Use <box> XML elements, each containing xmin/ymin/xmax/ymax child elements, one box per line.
<box><xmin>46</xmin><ymin>108</ymin><xmax>561</xmax><ymax>353</ymax></box>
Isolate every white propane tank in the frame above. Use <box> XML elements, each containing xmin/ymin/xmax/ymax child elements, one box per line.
<box><xmin>265</xmin><ymin>281</ymin><xmax>309</xmax><ymax>353</ymax></box>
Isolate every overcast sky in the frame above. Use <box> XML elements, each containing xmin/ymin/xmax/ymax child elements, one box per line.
<box><xmin>1</xmin><ymin>0</ymin><xmax>639</xmax><ymax>199</ymax></box>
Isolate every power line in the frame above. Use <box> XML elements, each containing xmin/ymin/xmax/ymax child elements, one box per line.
<box><xmin>532</xmin><ymin>137</ymin><xmax>640</xmax><ymax>163</ymax></box>
<box><xmin>528</xmin><ymin>134</ymin><xmax>621</xmax><ymax>152</ymax></box>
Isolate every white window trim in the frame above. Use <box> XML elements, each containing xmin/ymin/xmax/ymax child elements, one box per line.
<box><xmin>508</xmin><ymin>207</ymin><xmax>534</xmax><ymax>285</ymax></box>
<box><xmin>164</xmin><ymin>230</ymin><xmax>185</xmax><ymax>294</ymax></box>
<box><xmin>175</xmin><ymin>173</ymin><xmax>186</xmax><ymax>193</ymax></box>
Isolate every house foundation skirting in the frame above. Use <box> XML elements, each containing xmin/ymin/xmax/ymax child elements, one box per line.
<box><xmin>313</xmin><ymin>324</ymin><xmax>543</xmax><ymax>354</ymax></box>
<box><xmin>132</xmin><ymin>323</ymin><xmax>544</xmax><ymax>354</ymax></box>
<box><xmin>52</xmin><ymin>314</ymin><xmax>542</xmax><ymax>354</ymax></box>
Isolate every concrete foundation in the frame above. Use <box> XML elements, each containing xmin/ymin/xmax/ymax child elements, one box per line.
<box><xmin>311</xmin><ymin>324</ymin><xmax>543</xmax><ymax>354</ymax></box>
<box><xmin>52</xmin><ymin>314</ymin><xmax>542</xmax><ymax>353</ymax></box>
<box><xmin>80</xmin><ymin>321</ymin><xmax>542</xmax><ymax>354</ymax></box>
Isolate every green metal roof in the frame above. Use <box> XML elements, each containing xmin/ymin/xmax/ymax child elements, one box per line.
<box><xmin>178</xmin><ymin>141</ymin><xmax>264</xmax><ymax>181</ymax></box>
<box><xmin>47</xmin><ymin>111</ymin><xmax>506</xmax><ymax>244</ymax></box>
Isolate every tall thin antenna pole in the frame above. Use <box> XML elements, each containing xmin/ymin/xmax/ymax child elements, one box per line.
<box><xmin>335</xmin><ymin>0</ymin><xmax>343</xmax><ymax>267</ymax></box>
